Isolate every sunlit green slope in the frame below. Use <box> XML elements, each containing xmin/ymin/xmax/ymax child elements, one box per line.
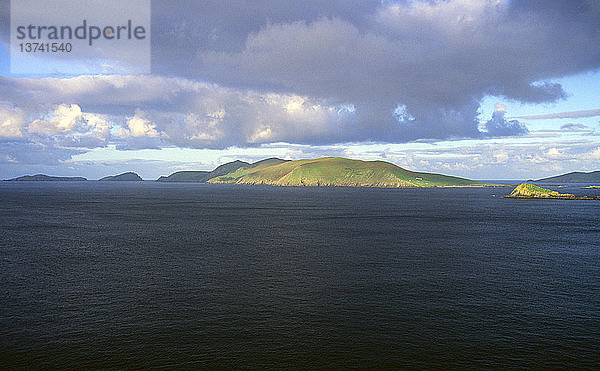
<box><xmin>208</xmin><ymin>157</ymin><xmax>482</xmax><ymax>187</ymax></box>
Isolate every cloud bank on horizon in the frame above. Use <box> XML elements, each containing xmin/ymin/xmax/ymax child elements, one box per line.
<box><xmin>1</xmin><ymin>0</ymin><xmax>600</xmax><ymax>177</ymax></box>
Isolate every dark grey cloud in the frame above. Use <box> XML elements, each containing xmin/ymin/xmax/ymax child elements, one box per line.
<box><xmin>0</xmin><ymin>139</ymin><xmax>84</xmax><ymax>165</ymax></box>
<box><xmin>165</xmin><ymin>0</ymin><xmax>599</xmax><ymax>142</ymax></box>
<box><xmin>484</xmin><ymin>104</ymin><xmax>529</xmax><ymax>137</ymax></box>
<box><xmin>150</xmin><ymin>0</ymin><xmax>379</xmax><ymax>75</ymax></box>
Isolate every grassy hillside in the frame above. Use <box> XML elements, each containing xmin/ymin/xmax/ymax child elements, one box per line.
<box><xmin>208</xmin><ymin>157</ymin><xmax>483</xmax><ymax>187</ymax></box>
<box><xmin>156</xmin><ymin>171</ymin><xmax>211</xmax><ymax>182</ymax></box>
<box><xmin>250</xmin><ymin>158</ymin><xmax>290</xmax><ymax>168</ymax></box>
<box><xmin>156</xmin><ymin>160</ymin><xmax>251</xmax><ymax>182</ymax></box>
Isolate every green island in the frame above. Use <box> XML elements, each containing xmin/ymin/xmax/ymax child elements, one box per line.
<box><xmin>99</xmin><ymin>172</ymin><xmax>143</xmax><ymax>181</ymax></box>
<box><xmin>506</xmin><ymin>183</ymin><xmax>600</xmax><ymax>200</ymax></box>
<box><xmin>205</xmin><ymin>157</ymin><xmax>496</xmax><ymax>188</ymax></box>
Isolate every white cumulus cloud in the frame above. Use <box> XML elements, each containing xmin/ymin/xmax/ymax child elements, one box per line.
<box><xmin>28</xmin><ymin>104</ymin><xmax>83</xmax><ymax>135</ymax></box>
<box><xmin>120</xmin><ymin>111</ymin><xmax>162</xmax><ymax>138</ymax></box>
<box><xmin>0</xmin><ymin>107</ymin><xmax>26</xmax><ymax>138</ymax></box>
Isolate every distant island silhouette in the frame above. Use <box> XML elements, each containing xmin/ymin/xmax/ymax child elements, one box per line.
<box><xmin>99</xmin><ymin>172</ymin><xmax>143</xmax><ymax>181</ymax></box>
<box><xmin>5</xmin><ymin>174</ymin><xmax>87</xmax><ymax>181</ymax></box>
<box><xmin>534</xmin><ymin>171</ymin><xmax>600</xmax><ymax>183</ymax></box>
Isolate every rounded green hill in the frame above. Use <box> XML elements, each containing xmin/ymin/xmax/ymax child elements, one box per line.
<box><xmin>208</xmin><ymin>157</ymin><xmax>486</xmax><ymax>188</ymax></box>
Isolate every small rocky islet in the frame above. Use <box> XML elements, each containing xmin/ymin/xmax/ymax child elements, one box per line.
<box><xmin>505</xmin><ymin>183</ymin><xmax>600</xmax><ymax>200</ymax></box>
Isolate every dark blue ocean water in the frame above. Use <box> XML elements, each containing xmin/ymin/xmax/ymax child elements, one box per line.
<box><xmin>1</xmin><ymin>182</ymin><xmax>599</xmax><ymax>368</ymax></box>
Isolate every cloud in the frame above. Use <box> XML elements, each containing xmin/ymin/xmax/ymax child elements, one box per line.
<box><xmin>493</xmin><ymin>151</ymin><xmax>509</xmax><ymax>164</ymax></box>
<box><xmin>28</xmin><ymin>104</ymin><xmax>83</xmax><ymax>135</ymax></box>
<box><xmin>0</xmin><ymin>75</ymin><xmax>205</xmax><ymax>114</ymax></box>
<box><xmin>0</xmin><ymin>140</ymin><xmax>85</xmax><ymax>166</ymax></box>
<box><xmin>512</xmin><ymin>108</ymin><xmax>600</xmax><ymax>120</ymax></box>
<box><xmin>544</xmin><ymin>147</ymin><xmax>567</xmax><ymax>160</ymax></box>
<box><xmin>3</xmin><ymin>1</ymin><xmax>600</xmax><ymax>149</ymax></box>
<box><xmin>86</xmin><ymin>113</ymin><xmax>111</xmax><ymax>139</ymax></box>
<box><xmin>483</xmin><ymin>103</ymin><xmax>529</xmax><ymax>137</ymax></box>
<box><xmin>0</xmin><ymin>73</ymin><xmax>535</xmax><ymax>154</ymax></box>
<box><xmin>2</xmin><ymin>0</ymin><xmax>600</xmax><ymax>177</ymax></box>
<box><xmin>23</xmin><ymin>103</ymin><xmax>112</xmax><ymax>148</ymax></box>
<box><xmin>0</xmin><ymin>75</ymin><xmax>349</xmax><ymax>149</ymax></box>
<box><xmin>560</xmin><ymin>123</ymin><xmax>588</xmax><ymax>131</ymax></box>
<box><xmin>0</xmin><ymin>102</ymin><xmax>115</xmax><ymax>172</ymax></box>
<box><xmin>192</xmin><ymin>0</ymin><xmax>600</xmax><ymax>139</ymax></box>
<box><xmin>120</xmin><ymin>111</ymin><xmax>162</xmax><ymax>138</ymax></box>
<box><xmin>113</xmin><ymin>110</ymin><xmax>166</xmax><ymax>150</ymax></box>
<box><xmin>0</xmin><ymin>106</ymin><xmax>26</xmax><ymax>137</ymax></box>
<box><xmin>583</xmin><ymin>146</ymin><xmax>600</xmax><ymax>160</ymax></box>
<box><xmin>54</xmin><ymin>112</ymin><xmax>112</xmax><ymax>149</ymax></box>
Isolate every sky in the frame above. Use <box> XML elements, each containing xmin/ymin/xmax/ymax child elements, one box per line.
<box><xmin>1</xmin><ymin>0</ymin><xmax>599</xmax><ymax>180</ymax></box>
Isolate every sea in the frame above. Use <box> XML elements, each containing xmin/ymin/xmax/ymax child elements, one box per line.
<box><xmin>1</xmin><ymin>181</ymin><xmax>599</xmax><ymax>368</ymax></box>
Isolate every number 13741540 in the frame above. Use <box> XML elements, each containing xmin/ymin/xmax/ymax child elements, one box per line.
<box><xmin>19</xmin><ymin>42</ymin><xmax>72</xmax><ymax>52</ymax></box>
